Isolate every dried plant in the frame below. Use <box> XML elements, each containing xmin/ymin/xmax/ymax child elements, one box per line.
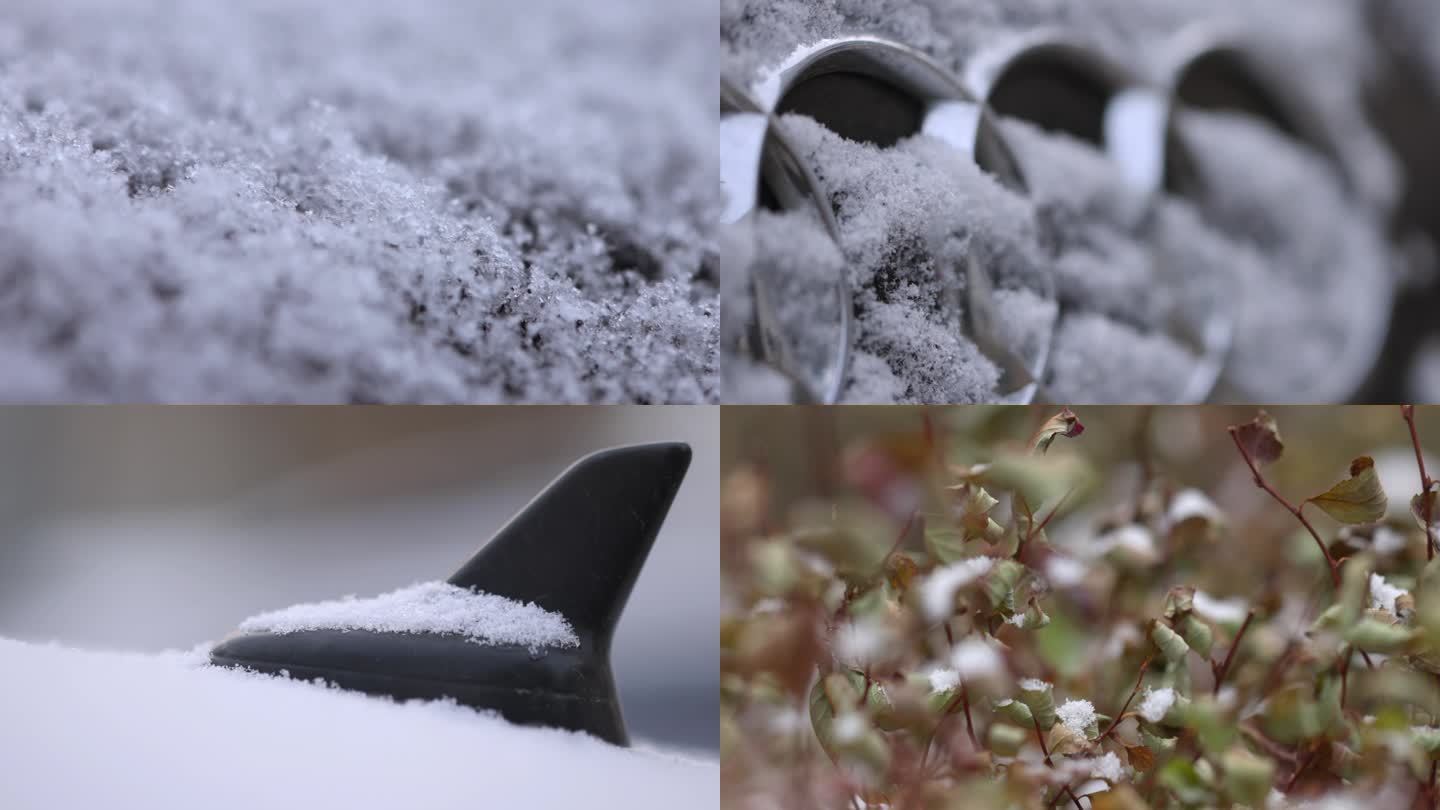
<box><xmin>721</xmin><ymin>406</ymin><xmax>1440</xmax><ymax>809</ymax></box>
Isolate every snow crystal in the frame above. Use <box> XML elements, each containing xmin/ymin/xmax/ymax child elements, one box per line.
<box><xmin>1137</xmin><ymin>687</ymin><xmax>1176</xmax><ymax>724</ymax></box>
<box><xmin>0</xmin><ymin>637</ymin><xmax>713</xmax><ymax>810</ymax></box>
<box><xmin>1019</xmin><ymin>678</ymin><xmax>1051</xmax><ymax>692</ymax></box>
<box><xmin>950</xmin><ymin>638</ymin><xmax>1005</xmax><ymax>679</ymax></box>
<box><xmin>928</xmin><ymin>667</ymin><xmax>961</xmax><ymax>694</ymax></box>
<box><xmin>921</xmin><ymin>557</ymin><xmax>996</xmax><ymax>621</ymax></box>
<box><xmin>0</xmin><ymin>0</ymin><xmax>716</xmax><ymax>403</ymax></box>
<box><xmin>1056</xmin><ymin>698</ymin><xmax>1097</xmax><ymax>733</ymax></box>
<box><xmin>237</xmin><ymin>581</ymin><xmax>579</xmax><ymax>651</ymax></box>
<box><xmin>1368</xmin><ymin>574</ymin><xmax>1407</xmax><ymax>615</ymax></box>
<box><xmin>1192</xmin><ymin>591</ymin><xmax>1249</xmax><ymax>625</ymax></box>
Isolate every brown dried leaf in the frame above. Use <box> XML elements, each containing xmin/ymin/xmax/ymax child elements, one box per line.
<box><xmin>1031</xmin><ymin>408</ymin><xmax>1084</xmax><ymax>455</ymax></box>
<box><xmin>1231</xmin><ymin>411</ymin><xmax>1284</xmax><ymax>467</ymax></box>
<box><xmin>1413</xmin><ymin>484</ymin><xmax>1438</xmax><ymax>532</ymax></box>
<box><xmin>1307</xmin><ymin>456</ymin><xmax>1388</xmax><ymax>525</ymax></box>
<box><xmin>1126</xmin><ymin>745</ymin><xmax>1156</xmax><ymax>772</ymax></box>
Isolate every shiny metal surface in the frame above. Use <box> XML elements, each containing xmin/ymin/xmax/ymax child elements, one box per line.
<box><xmin>720</xmin><ymin>76</ymin><xmax>851</xmax><ymax>405</ymax></box>
<box><xmin>962</xmin><ymin>31</ymin><xmax>1234</xmax><ymax>404</ymax></box>
<box><xmin>1154</xmin><ymin>24</ymin><xmax>1395</xmax><ymax>403</ymax></box>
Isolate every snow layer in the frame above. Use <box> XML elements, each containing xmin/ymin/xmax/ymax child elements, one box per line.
<box><xmin>1137</xmin><ymin>687</ymin><xmax>1175</xmax><ymax>724</ymax></box>
<box><xmin>237</xmin><ymin>582</ymin><xmax>579</xmax><ymax>651</ymax></box>
<box><xmin>0</xmin><ymin>637</ymin><xmax>714</xmax><ymax>810</ymax></box>
<box><xmin>0</xmin><ymin>0</ymin><xmax>716</xmax><ymax>403</ymax></box>
<box><xmin>1056</xmin><ymin>698</ymin><xmax>1097</xmax><ymax>733</ymax></box>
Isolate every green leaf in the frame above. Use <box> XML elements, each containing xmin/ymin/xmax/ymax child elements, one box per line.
<box><xmin>1178</xmin><ymin>614</ymin><xmax>1213</xmax><ymax>658</ymax></box>
<box><xmin>1231</xmin><ymin>411</ymin><xmax>1284</xmax><ymax>467</ymax></box>
<box><xmin>1018</xmin><ymin>680</ymin><xmax>1057</xmax><ymax>731</ymax></box>
<box><xmin>1346</xmin><ymin>618</ymin><xmax>1416</xmax><ymax>653</ymax></box>
<box><xmin>1151</xmin><ymin>622</ymin><xmax>1190</xmax><ymax>664</ymax></box>
<box><xmin>1158</xmin><ymin>758</ymin><xmax>1214</xmax><ymax>805</ymax></box>
<box><xmin>1221</xmin><ymin>746</ymin><xmax>1275</xmax><ymax>806</ymax></box>
<box><xmin>986</xmin><ymin>723</ymin><xmax>1027</xmax><ymax>756</ymax></box>
<box><xmin>1307</xmin><ymin>456</ymin><xmax>1388</xmax><ymax>525</ymax></box>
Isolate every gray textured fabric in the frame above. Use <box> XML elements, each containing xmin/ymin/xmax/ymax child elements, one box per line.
<box><xmin>0</xmin><ymin>0</ymin><xmax>717</xmax><ymax>402</ymax></box>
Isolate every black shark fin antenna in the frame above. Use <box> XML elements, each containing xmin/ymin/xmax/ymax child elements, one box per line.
<box><xmin>447</xmin><ymin>442</ymin><xmax>692</xmax><ymax>650</ymax></box>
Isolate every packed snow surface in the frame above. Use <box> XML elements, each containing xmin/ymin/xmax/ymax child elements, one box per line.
<box><xmin>237</xmin><ymin>581</ymin><xmax>579</xmax><ymax>650</ymax></box>
<box><xmin>0</xmin><ymin>638</ymin><xmax>715</xmax><ymax>810</ymax></box>
<box><xmin>0</xmin><ymin>0</ymin><xmax>716</xmax><ymax>402</ymax></box>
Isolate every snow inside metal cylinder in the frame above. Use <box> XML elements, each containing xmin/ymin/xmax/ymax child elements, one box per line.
<box><xmin>1154</xmin><ymin>24</ymin><xmax>1397</xmax><ymax>403</ymax></box>
<box><xmin>721</xmin><ymin>77</ymin><xmax>851</xmax><ymax>404</ymax></box>
<box><xmin>745</xmin><ymin>36</ymin><xmax>1058</xmax><ymax>405</ymax></box>
<box><xmin>963</xmin><ymin>32</ymin><xmax>1234</xmax><ymax>404</ymax></box>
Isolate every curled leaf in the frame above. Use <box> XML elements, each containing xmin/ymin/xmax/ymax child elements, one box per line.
<box><xmin>1230</xmin><ymin>411</ymin><xmax>1284</xmax><ymax>467</ymax></box>
<box><xmin>1414</xmin><ymin>483</ymin><xmax>1438</xmax><ymax>532</ymax></box>
<box><xmin>1151</xmin><ymin>622</ymin><xmax>1190</xmax><ymax>664</ymax></box>
<box><xmin>1031</xmin><ymin>407</ymin><xmax>1084</xmax><ymax>455</ymax></box>
<box><xmin>1307</xmin><ymin>456</ymin><xmax>1388</xmax><ymax>525</ymax></box>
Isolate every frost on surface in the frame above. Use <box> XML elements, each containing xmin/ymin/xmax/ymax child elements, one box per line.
<box><xmin>237</xmin><ymin>582</ymin><xmax>579</xmax><ymax>651</ymax></box>
<box><xmin>0</xmin><ymin>0</ymin><xmax>716</xmax><ymax>403</ymax></box>
<box><xmin>0</xmin><ymin>637</ymin><xmax>713</xmax><ymax>810</ymax></box>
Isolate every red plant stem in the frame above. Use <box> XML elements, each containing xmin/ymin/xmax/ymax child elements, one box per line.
<box><xmin>1099</xmin><ymin>653</ymin><xmax>1154</xmax><ymax>743</ymax></box>
<box><xmin>1229</xmin><ymin>428</ymin><xmax>1340</xmax><ymax>588</ymax></box>
<box><xmin>1034</xmin><ymin>714</ymin><xmax>1053</xmax><ymax>766</ymax></box>
<box><xmin>960</xmin><ymin>684</ymin><xmax>978</xmax><ymax>750</ymax></box>
<box><xmin>1402</xmin><ymin>405</ymin><xmax>1436</xmax><ymax>560</ymax></box>
<box><xmin>1212</xmin><ymin>611</ymin><xmax>1256</xmax><ymax>695</ymax></box>
<box><xmin>1286</xmin><ymin>746</ymin><xmax>1319</xmax><ymax>793</ymax></box>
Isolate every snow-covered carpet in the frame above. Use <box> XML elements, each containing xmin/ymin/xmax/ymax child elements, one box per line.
<box><xmin>0</xmin><ymin>0</ymin><xmax>717</xmax><ymax>402</ymax></box>
<box><xmin>0</xmin><ymin>638</ymin><xmax>717</xmax><ymax>809</ymax></box>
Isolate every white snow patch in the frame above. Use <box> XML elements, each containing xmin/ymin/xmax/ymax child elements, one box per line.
<box><xmin>950</xmin><ymin>638</ymin><xmax>1005</xmax><ymax>680</ymax></box>
<box><xmin>1019</xmin><ymin>678</ymin><xmax>1051</xmax><ymax>692</ymax></box>
<box><xmin>1056</xmin><ymin>699</ymin><xmax>1097</xmax><ymax>733</ymax></box>
<box><xmin>238</xmin><ymin>581</ymin><xmax>579</xmax><ymax>651</ymax></box>
<box><xmin>920</xmin><ymin>557</ymin><xmax>995</xmax><ymax>621</ymax></box>
<box><xmin>1088</xmin><ymin>751</ymin><xmax>1124</xmax><ymax>782</ymax></box>
<box><xmin>1045</xmin><ymin>556</ymin><xmax>1089</xmax><ymax>588</ymax></box>
<box><xmin>927</xmin><ymin>667</ymin><xmax>960</xmax><ymax>694</ymax></box>
<box><xmin>1137</xmin><ymin>688</ymin><xmax>1175</xmax><ymax>724</ymax></box>
<box><xmin>1368</xmin><ymin>574</ymin><xmax>1407</xmax><ymax>615</ymax></box>
<box><xmin>1372</xmin><ymin>526</ymin><xmax>1408</xmax><ymax>556</ymax></box>
<box><xmin>833</xmin><ymin>712</ymin><xmax>868</xmax><ymax>744</ymax></box>
<box><xmin>834</xmin><ymin>617</ymin><xmax>898</xmax><ymax>668</ymax></box>
<box><xmin>1167</xmin><ymin>489</ymin><xmax>1222</xmax><ymax>527</ymax></box>
<box><xmin>1192</xmin><ymin>591</ymin><xmax>1249</xmax><ymax>625</ymax></box>
<box><xmin>0</xmin><ymin>637</ymin><xmax>713</xmax><ymax>810</ymax></box>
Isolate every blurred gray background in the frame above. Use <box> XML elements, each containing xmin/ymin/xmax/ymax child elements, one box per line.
<box><xmin>0</xmin><ymin>406</ymin><xmax>718</xmax><ymax>752</ymax></box>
